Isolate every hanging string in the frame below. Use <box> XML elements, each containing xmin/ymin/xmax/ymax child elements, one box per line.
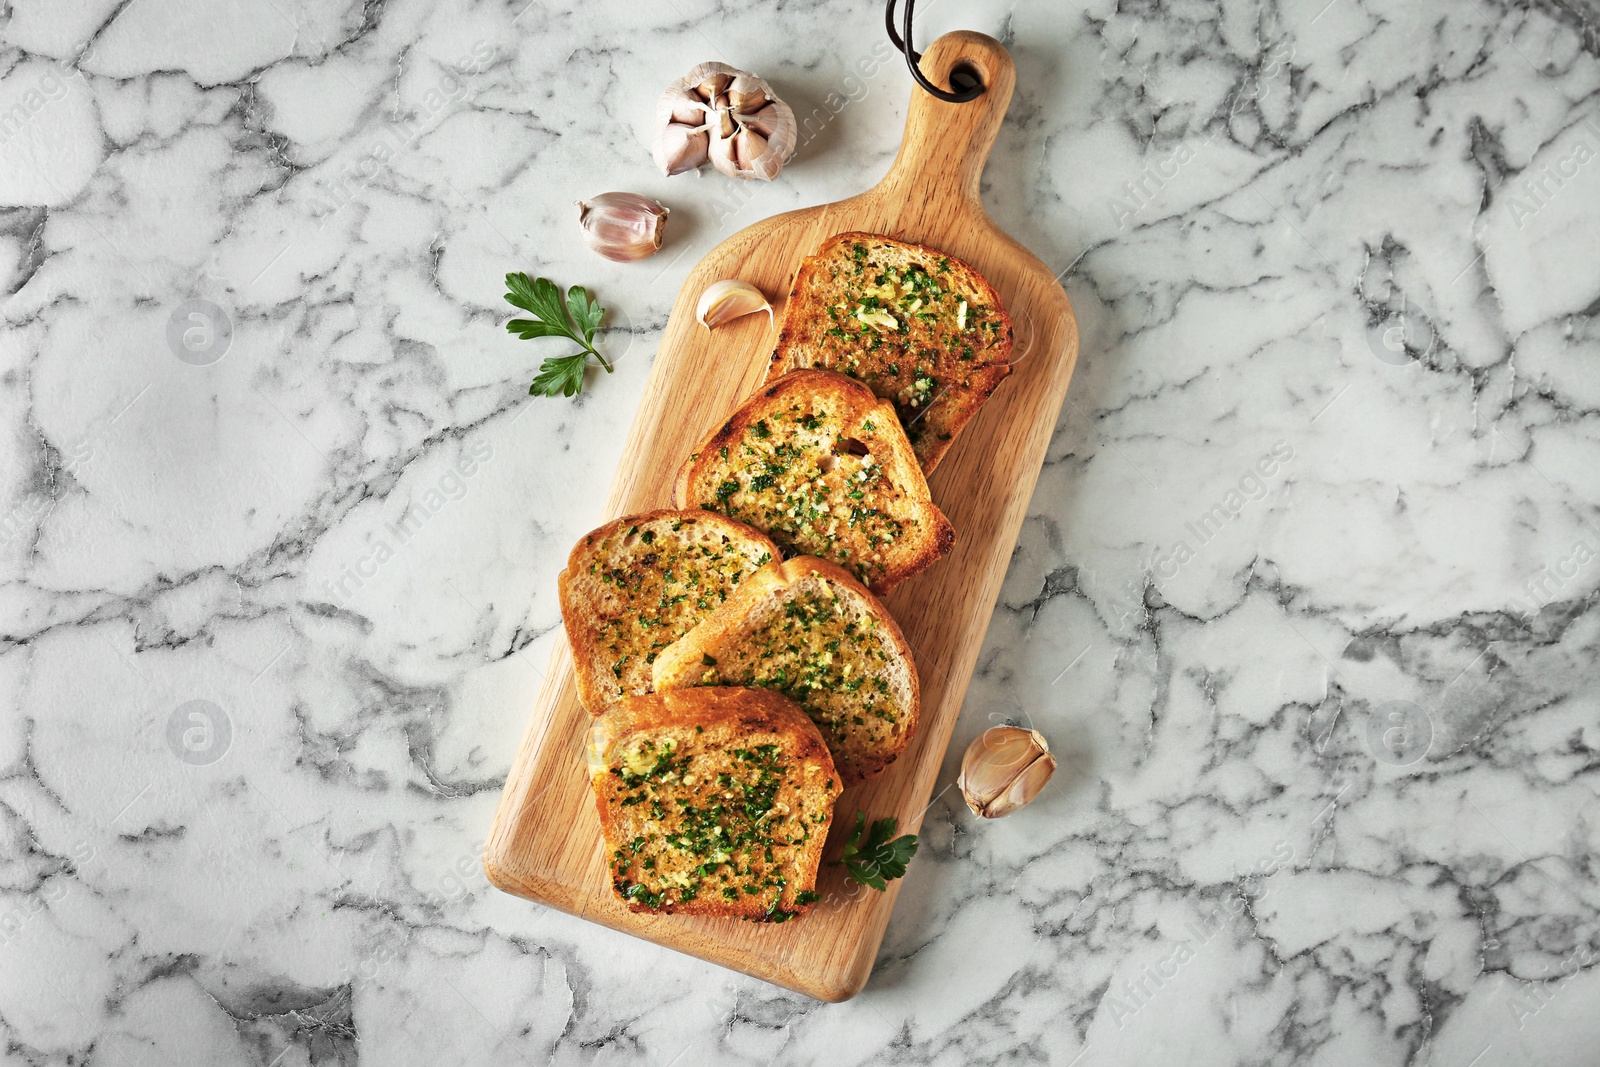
<box><xmin>885</xmin><ymin>0</ymin><xmax>985</xmax><ymax>103</ymax></box>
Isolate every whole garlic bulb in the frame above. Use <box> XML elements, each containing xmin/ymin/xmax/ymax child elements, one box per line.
<box><xmin>577</xmin><ymin>192</ymin><xmax>668</xmax><ymax>262</ymax></box>
<box><xmin>958</xmin><ymin>726</ymin><xmax>1057</xmax><ymax>818</ymax></box>
<box><xmin>652</xmin><ymin>62</ymin><xmax>797</xmax><ymax>181</ymax></box>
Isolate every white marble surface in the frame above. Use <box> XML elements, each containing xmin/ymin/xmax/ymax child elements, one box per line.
<box><xmin>2</xmin><ymin>0</ymin><xmax>1598</xmax><ymax>1062</ymax></box>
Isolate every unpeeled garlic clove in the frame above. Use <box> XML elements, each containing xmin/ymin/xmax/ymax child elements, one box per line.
<box><xmin>734</xmin><ymin>128</ymin><xmax>779</xmax><ymax>180</ymax></box>
<box><xmin>696</xmin><ymin>280</ymin><xmax>772</xmax><ymax>330</ymax></box>
<box><xmin>696</xmin><ymin>69</ymin><xmax>732</xmax><ymax>100</ymax></box>
<box><xmin>576</xmin><ymin>192</ymin><xmax>668</xmax><ymax>262</ymax></box>
<box><xmin>654</xmin><ymin>124</ymin><xmax>709</xmax><ymax>176</ymax></box>
<box><xmin>727</xmin><ymin>73</ymin><xmax>767</xmax><ymax>113</ymax></box>
<box><xmin>742</xmin><ymin>103</ymin><xmax>782</xmax><ymax>138</ymax></box>
<box><xmin>659</xmin><ymin>84</ymin><xmax>708</xmax><ymax>127</ymax></box>
<box><xmin>707</xmin><ymin>130</ymin><xmax>740</xmax><ymax>180</ymax></box>
<box><xmin>746</xmin><ymin>104</ymin><xmax>795</xmax><ymax>177</ymax></box>
<box><xmin>958</xmin><ymin>726</ymin><xmax>1056</xmax><ymax>818</ymax></box>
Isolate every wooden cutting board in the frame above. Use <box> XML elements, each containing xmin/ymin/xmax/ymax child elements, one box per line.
<box><xmin>484</xmin><ymin>31</ymin><xmax>1078</xmax><ymax>1002</ymax></box>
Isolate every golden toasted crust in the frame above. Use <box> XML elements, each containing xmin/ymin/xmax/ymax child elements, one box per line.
<box><xmin>766</xmin><ymin>231</ymin><xmax>1014</xmax><ymax>473</ymax></box>
<box><xmin>558</xmin><ymin>509</ymin><xmax>778</xmax><ymax>713</ymax></box>
<box><xmin>672</xmin><ymin>368</ymin><xmax>954</xmax><ymax>596</ymax></box>
<box><xmin>652</xmin><ymin>557</ymin><xmax>919</xmax><ymax>784</ymax></box>
<box><xmin>588</xmin><ymin>687</ymin><xmax>842</xmax><ymax>920</ymax></box>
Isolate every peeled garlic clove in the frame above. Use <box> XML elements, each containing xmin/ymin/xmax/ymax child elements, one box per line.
<box><xmin>958</xmin><ymin>726</ymin><xmax>1056</xmax><ymax>818</ymax></box>
<box><xmin>576</xmin><ymin>192</ymin><xmax>668</xmax><ymax>262</ymax></box>
<box><xmin>654</xmin><ymin>124</ymin><xmax>710</xmax><ymax>176</ymax></box>
<box><xmin>696</xmin><ymin>280</ymin><xmax>772</xmax><ymax>330</ymax></box>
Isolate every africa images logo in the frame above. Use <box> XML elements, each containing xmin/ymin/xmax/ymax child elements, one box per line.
<box><xmin>166</xmin><ymin>298</ymin><xmax>233</xmax><ymax>366</ymax></box>
<box><xmin>166</xmin><ymin>700</ymin><xmax>232</xmax><ymax>766</ymax></box>
<box><xmin>1501</xmin><ymin>115</ymin><xmax>1600</xmax><ymax>230</ymax></box>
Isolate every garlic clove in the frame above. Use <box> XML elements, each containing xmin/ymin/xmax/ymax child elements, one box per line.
<box><xmin>727</xmin><ymin>73</ymin><xmax>767</xmax><ymax>113</ymax></box>
<box><xmin>734</xmin><ymin>127</ymin><xmax>782</xmax><ymax>181</ymax></box>
<box><xmin>696</xmin><ymin>279</ymin><xmax>772</xmax><ymax>330</ymax></box>
<box><xmin>654</xmin><ymin>124</ymin><xmax>710</xmax><ymax>176</ymax></box>
<box><xmin>734</xmin><ymin>126</ymin><xmax>768</xmax><ymax>165</ymax></box>
<box><xmin>707</xmin><ymin>128</ymin><xmax>741</xmax><ymax>180</ymax></box>
<box><xmin>755</xmin><ymin>99</ymin><xmax>797</xmax><ymax>171</ymax></box>
<box><xmin>576</xmin><ymin>192</ymin><xmax>668</xmax><ymax>262</ymax></box>
<box><xmin>659</xmin><ymin>84</ymin><xmax>708</xmax><ymax>127</ymax></box>
<box><xmin>741</xmin><ymin>103</ymin><xmax>782</xmax><ymax>138</ymax></box>
<box><xmin>999</xmin><ymin>751</ymin><xmax>1057</xmax><ymax>815</ymax></box>
<box><xmin>958</xmin><ymin>726</ymin><xmax>1056</xmax><ymax>818</ymax></box>
<box><xmin>695</xmin><ymin>69</ymin><xmax>733</xmax><ymax>101</ymax></box>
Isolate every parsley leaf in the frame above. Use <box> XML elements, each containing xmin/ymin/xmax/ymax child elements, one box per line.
<box><xmin>528</xmin><ymin>353</ymin><xmax>589</xmax><ymax>398</ymax></box>
<box><xmin>503</xmin><ymin>272</ymin><xmax>614</xmax><ymax>398</ymax></box>
<box><xmin>566</xmin><ymin>285</ymin><xmax>604</xmax><ymax>345</ymax></box>
<box><xmin>837</xmin><ymin>812</ymin><xmax>918</xmax><ymax>892</ymax></box>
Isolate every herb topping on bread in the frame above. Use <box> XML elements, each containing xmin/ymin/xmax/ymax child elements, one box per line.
<box><xmin>588</xmin><ymin>686</ymin><xmax>842</xmax><ymax>920</ymax></box>
<box><xmin>652</xmin><ymin>557</ymin><xmax>918</xmax><ymax>783</ymax></box>
<box><xmin>767</xmin><ymin>231</ymin><xmax>1014</xmax><ymax>472</ymax></box>
<box><xmin>559</xmin><ymin>509</ymin><xmax>777</xmax><ymax>712</ymax></box>
<box><xmin>673</xmin><ymin>368</ymin><xmax>953</xmax><ymax>595</ymax></box>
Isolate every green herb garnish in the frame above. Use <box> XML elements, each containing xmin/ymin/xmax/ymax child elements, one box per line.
<box><xmin>837</xmin><ymin>812</ymin><xmax>918</xmax><ymax>891</ymax></box>
<box><xmin>503</xmin><ymin>272</ymin><xmax>612</xmax><ymax>398</ymax></box>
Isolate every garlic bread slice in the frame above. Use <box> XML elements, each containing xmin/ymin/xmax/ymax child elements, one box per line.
<box><xmin>560</xmin><ymin>509</ymin><xmax>778</xmax><ymax>713</ymax></box>
<box><xmin>673</xmin><ymin>368</ymin><xmax>953</xmax><ymax>596</ymax></box>
<box><xmin>766</xmin><ymin>231</ymin><xmax>1014</xmax><ymax>473</ymax></box>
<box><xmin>652</xmin><ymin>557</ymin><xmax>919</xmax><ymax>784</ymax></box>
<box><xmin>588</xmin><ymin>686</ymin><xmax>842</xmax><ymax>920</ymax></box>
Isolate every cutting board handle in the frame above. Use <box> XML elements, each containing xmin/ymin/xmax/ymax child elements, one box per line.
<box><xmin>877</xmin><ymin>31</ymin><xmax>1016</xmax><ymax>210</ymax></box>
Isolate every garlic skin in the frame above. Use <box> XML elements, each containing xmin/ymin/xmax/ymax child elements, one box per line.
<box><xmin>652</xmin><ymin>61</ymin><xmax>796</xmax><ymax>181</ymax></box>
<box><xmin>958</xmin><ymin>726</ymin><xmax>1056</xmax><ymax>818</ymax></box>
<box><xmin>696</xmin><ymin>280</ymin><xmax>772</xmax><ymax>330</ymax></box>
<box><xmin>577</xmin><ymin>192</ymin><xmax>668</xmax><ymax>262</ymax></box>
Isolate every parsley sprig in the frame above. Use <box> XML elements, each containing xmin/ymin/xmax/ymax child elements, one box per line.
<box><xmin>503</xmin><ymin>272</ymin><xmax>613</xmax><ymax>398</ymax></box>
<box><xmin>838</xmin><ymin>812</ymin><xmax>918</xmax><ymax>892</ymax></box>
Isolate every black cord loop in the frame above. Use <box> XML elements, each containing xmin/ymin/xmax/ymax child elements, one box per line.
<box><xmin>885</xmin><ymin>0</ymin><xmax>985</xmax><ymax>103</ymax></box>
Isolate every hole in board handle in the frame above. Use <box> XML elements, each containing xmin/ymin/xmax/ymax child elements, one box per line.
<box><xmin>949</xmin><ymin>62</ymin><xmax>983</xmax><ymax>95</ymax></box>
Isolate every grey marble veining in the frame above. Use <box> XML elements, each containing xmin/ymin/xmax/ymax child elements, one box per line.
<box><xmin>1</xmin><ymin>0</ymin><xmax>1598</xmax><ymax>1063</ymax></box>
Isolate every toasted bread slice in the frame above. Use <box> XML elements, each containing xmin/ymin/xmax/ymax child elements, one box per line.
<box><xmin>652</xmin><ymin>557</ymin><xmax>918</xmax><ymax>784</ymax></box>
<box><xmin>766</xmin><ymin>232</ymin><xmax>1014</xmax><ymax>473</ymax></box>
<box><xmin>559</xmin><ymin>509</ymin><xmax>778</xmax><ymax>713</ymax></box>
<box><xmin>672</xmin><ymin>368</ymin><xmax>954</xmax><ymax>595</ymax></box>
<box><xmin>587</xmin><ymin>686</ymin><xmax>842</xmax><ymax>920</ymax></box>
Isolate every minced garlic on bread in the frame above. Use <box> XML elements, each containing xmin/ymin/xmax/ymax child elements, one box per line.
<box><xmin>559</xmin><ymin>509</ymin><xmax>778</xmax><ymax>713</ymax></box>
<box><xmin>766</xmin><ymin>231</ymin><xmax>1014</xmax><ymax>473</ymax></box>
<box><xmin>652</xmin><ymin>556</ymin><xmax>919</xmax><ymax>784</ymax></box>
<box><xmin>672</xmin><ymin>368</ymin><xmax>953</xmax><ymax>596</ymax></box>
<box><xmin>587</xmin><ymin>686</ymin><xmax>842</xmax><ymax>920</ymax></box>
